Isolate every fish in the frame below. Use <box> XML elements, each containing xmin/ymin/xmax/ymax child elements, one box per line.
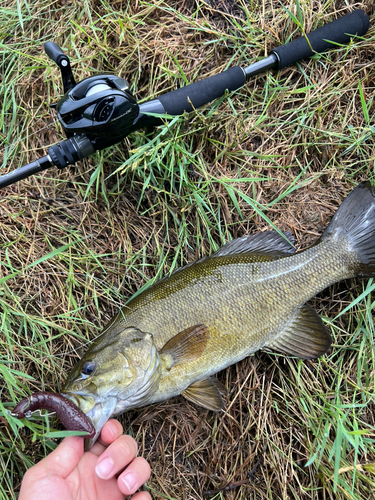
<box><xmin>63</xmin><ymin>182</ymin><xmax>375</xmax><ymax>446</ymax></box>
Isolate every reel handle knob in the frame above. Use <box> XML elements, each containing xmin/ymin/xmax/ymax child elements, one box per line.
<box><xmin>44</xmin><ymin>42</ymin><xmax>68</xmax><ymax>66</ymax></box>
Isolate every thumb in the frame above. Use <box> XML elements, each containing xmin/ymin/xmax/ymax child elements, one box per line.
<box><xmin>32</xmin><ymin>436</ymin><xmax>84</xmax><ymax>479</ymax></box>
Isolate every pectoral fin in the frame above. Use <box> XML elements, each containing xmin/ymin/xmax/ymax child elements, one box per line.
<box><xmin>160</xmin><ymin>324</ymin><xmax>209</xmax><ymax>369</ymax></box>
<box><xmin>266</xmin><ymin>305</ymin><xmax>331</xmax><ymax>360</ymax></box>
<box><xmin>182</xmin><ymin>377</ymin><xmax>225</xmax><ymax>411</ymax></box>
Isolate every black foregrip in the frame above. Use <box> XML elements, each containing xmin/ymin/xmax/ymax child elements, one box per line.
<box><xmin>272</xmin><ymin>9</ymin><xmax>369</xmax><ymax>70</ymax></box>
<box><xmin>158</xmin><ymin>66</ymin><xmax>246</xmax><ymax>115</ymax></box>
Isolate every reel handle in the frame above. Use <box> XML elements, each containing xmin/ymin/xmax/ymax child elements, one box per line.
<box><xmin>44</xmin><ymin>42</ymin><xmax>76</xmax><ymax>93</ymax></box>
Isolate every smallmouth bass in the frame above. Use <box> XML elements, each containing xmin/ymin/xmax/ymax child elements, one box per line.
<box><xmin>63</xmin><ymin>182</ymin><xmax>375</xmax><ymax>446</ymax></box>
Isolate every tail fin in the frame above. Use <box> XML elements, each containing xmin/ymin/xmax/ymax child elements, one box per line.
<box><xmin>320</xmin><ymin>181</ymin><xmax>375</xmax><ymax>277</ymax></box>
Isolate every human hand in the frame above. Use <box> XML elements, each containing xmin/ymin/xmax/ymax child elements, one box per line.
<box><xmin>19</xmin><ymin>419</ymin><xmax>151</xmax><ymax>500</ymax></box>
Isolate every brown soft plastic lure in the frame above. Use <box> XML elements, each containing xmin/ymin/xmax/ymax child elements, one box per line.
<box><xmin>12</xmin><ymin>391</ymin><xmax>95</xmax><ymax>438</ymax></box>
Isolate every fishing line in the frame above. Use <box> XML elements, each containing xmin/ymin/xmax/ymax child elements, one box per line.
<box><xmin>5</xmin><ymin>408</ymin><xmax>56</xmax><ymax>418</ymax></box>
<box><xmin>0</xmin><ymin>119</ymin><xmax>60</xmax><ymax>156</ymax></box>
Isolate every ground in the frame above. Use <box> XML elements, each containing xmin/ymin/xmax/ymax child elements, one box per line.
<box><xmin>0</xmin><ymin>1</ymin><xmax>375</xmax><ymax>499</ymax></box>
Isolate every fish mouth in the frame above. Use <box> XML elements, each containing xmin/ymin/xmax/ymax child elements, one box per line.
<box><xmin>84</xmin><ymin>396</ymin><xmax>118</xmax><ymax>449</ymax></box>
<box><xmin>62</xmin><ymin>393</ymin><xmax>118</xmax><ymax>450</ymax></box>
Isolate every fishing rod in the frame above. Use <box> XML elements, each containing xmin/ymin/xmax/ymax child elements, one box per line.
<box><xmin>0</xmin><ymin>9</ymin><xmax>370</xmax><ymax>189</ymax></box>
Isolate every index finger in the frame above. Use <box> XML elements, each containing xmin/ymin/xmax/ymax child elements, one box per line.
<box><xmin>89</xmin><ymin>419</ymin><xmax>123</xmax><ymax>456</ymax></box>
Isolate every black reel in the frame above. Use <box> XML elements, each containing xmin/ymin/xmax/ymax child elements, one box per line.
<box><xmin>56</xmin><ymin>74</ymin><xmax>139</xmax><ymax>147</ymax></box>
<box><xmin>45</xmin><ymin>42</ymin><xmax>139</xmax><ymax>149</ymax></box>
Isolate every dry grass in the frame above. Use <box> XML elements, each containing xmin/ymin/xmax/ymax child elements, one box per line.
<box><xmin>1</xmin><ymin>1</ymin><xmax>375</xmax><ymax>499</ymax></box>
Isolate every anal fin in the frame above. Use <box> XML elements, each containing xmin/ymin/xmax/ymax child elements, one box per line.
<box><xmin>182</xmin><ymin>377</ymin><xmax>225</xmax><ymax>411</ymax></box>
<box><xmin>266</xmin><ymin>305</ymin><xmax>331</xmax><ymax>360</ymax></box>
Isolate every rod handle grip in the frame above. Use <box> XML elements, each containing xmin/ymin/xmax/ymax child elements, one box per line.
<box><xmin>158</xmin><ymin>66</ymin><xmax>246</xmax><ymax>115</ymax></box>
<box><xmin>271</xmin><ymin>9</ymin><xmax>369</xmax><ymax>70</ymax></box>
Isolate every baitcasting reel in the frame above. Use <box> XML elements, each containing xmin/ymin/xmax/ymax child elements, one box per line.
<box><xmin>46</xmin><ymin>42</ymin><xmax>139</xmax><ymax>145</ymax></box>
<box><xmin>0</xmin><ymin>9</ymin><xmax>370</xmax><ymax>189</ymax></box>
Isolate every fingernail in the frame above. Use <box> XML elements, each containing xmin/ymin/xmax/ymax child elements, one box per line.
<box><xmin>122</xmin><ymin>472</ymin><xmax>137</xmax><ymax>492</ymax></box>
<box><xmin>95</xmin><ymin>457</ymin><xmax>114</xmax><ymax>478</ymax></box>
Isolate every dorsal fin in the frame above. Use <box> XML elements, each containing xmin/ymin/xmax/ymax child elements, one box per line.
<box><xmin>212</xmin><ymin>231</ymin><xmax>295</xmax><ymax>258</ymax></box>
<box><xmin>181</xmin><ymin>377</ymin><xmax>225</xmax><ymax>411</ymax></box>
<box><xmin>265</xmin><ymin>305</ymin><xmax>331</xmax><ymax>360</ymax></box>
<box><xmin>160</xmin><ymin>324</ymin><xmax>209</xmax><ymax>369</ymax></box>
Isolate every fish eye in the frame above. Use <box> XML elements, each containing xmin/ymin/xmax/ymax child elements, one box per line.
<box><xmin>81</xmin><ymin>361</ymin><xmax>96</xmax><ymax>378</ymax></box>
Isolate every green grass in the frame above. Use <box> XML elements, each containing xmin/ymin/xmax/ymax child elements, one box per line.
<box><xmin>1</xmin><ymin>1</ymin><xmax>375</xmax><ymax>499</ymax></box>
